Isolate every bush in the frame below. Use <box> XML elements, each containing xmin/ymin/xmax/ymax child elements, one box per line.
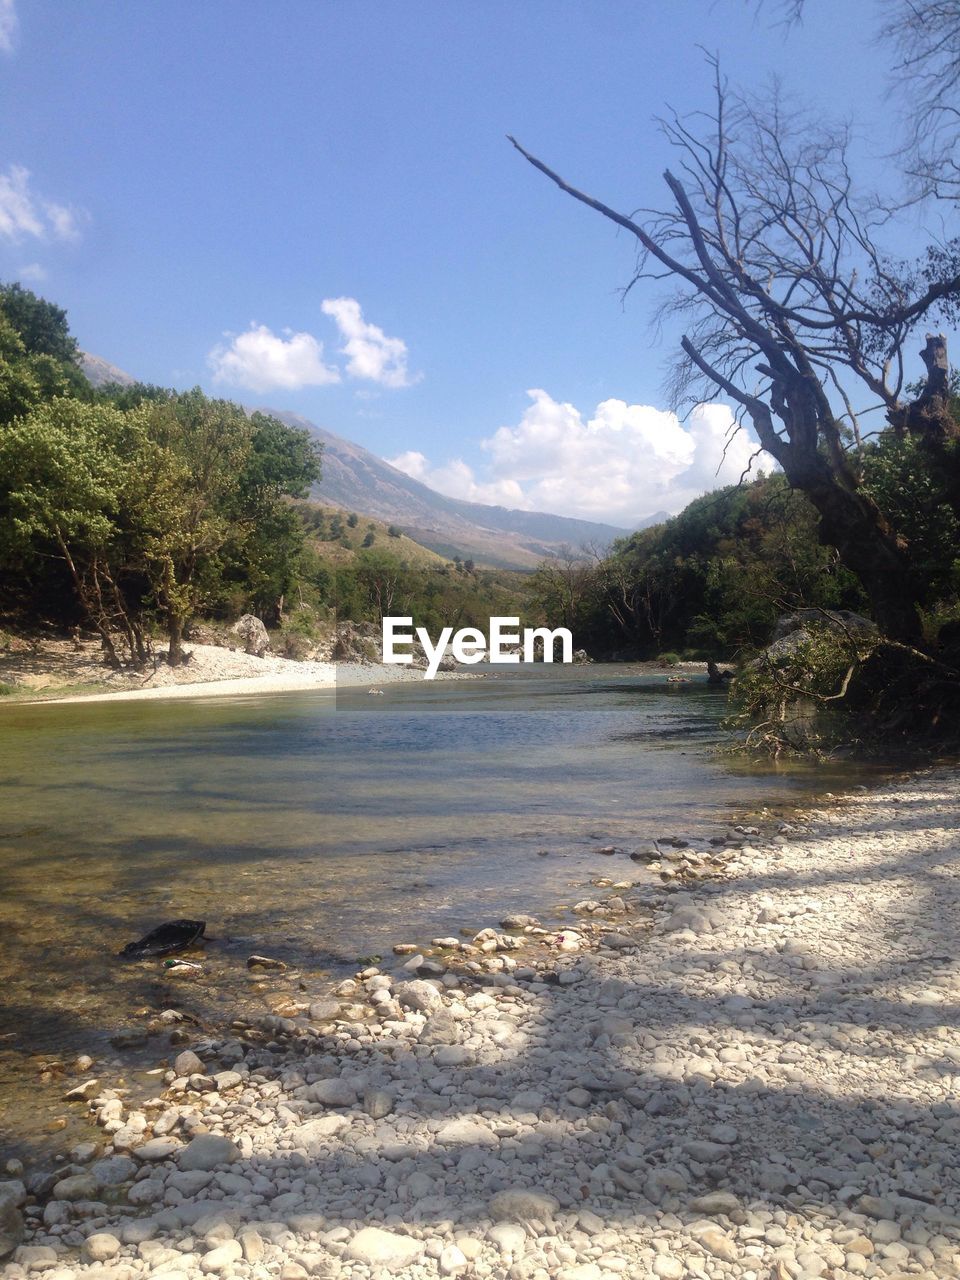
<box><xmin>280</xmin><ymin>631</ymin><xmax>313</xmax><ymax>660</ymax></box>
<box><xmin>278</xmin><ymin>607</ymin><xmax>321</xmax><ymax>660</ymax></box>
<box><xmin>727</xmin><ymin>620</ymin><xmax>960</xmax><ymax>753</ymax></box>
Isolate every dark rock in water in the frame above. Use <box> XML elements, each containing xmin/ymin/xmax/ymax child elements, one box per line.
<box><xmin>109</xmin><ymin>1028</ymin><xmax>148</xmax><ymax>1049</ymax></box>
<box><xmin>706</xmin><ymin>661</ymin><xmax>734</xmax><ymax>686</ymax></box>
<box><xmin>247</xmin><ymin>954</ymin><xmax>287</xmax><ymax>971</ymax></box>
<box><xmin>118</xmin><ymin>920</ymin><xmax>206</xmax><ymax>960</ymax></box>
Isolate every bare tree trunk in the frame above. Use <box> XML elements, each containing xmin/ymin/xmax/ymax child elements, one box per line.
<box><xmin>101</xmin><ymin>563</ymin><xmax>148</xmax><ymax>667</ymax></box>
<box><xmin>800</xmin><ymin>463</ymin><xmax>924</xmax><ymax>642</ymax></box>
<box><xmin>54</xmin><ymin>530</ymin><xmax>123</xmax><ymax>670</ymax></box>
<box><xmin>167</xmin><ymin>611</ymin><xmax>185</xmax><ymax>666</ymax></box>
<box><xmin>890</xmin><ymin>335</ymin><xmax>960</xmax><ymax>442</ymax></box>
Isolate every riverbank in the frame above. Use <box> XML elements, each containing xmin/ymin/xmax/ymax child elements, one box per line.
<box><xmin>4</xmin><ymin>766</ymin><xmax>958</xmax><ymax>1279</ymax></box>
<box><xmin>0</xmin><ymin>639</ymin><xmax>464</xmax><ymax>705</ymax></box>
<box><xmin>0</xmin><ymin>636</ymin><xmax>711</xmax><ymax>705</ymax></box>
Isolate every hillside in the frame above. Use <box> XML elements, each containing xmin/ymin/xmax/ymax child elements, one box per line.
<box><xmin>298</xmin><ymin>503</ymin><xmax>449</xmax><ymax>568</ymax></box>
<box><xmin>79</xmin><ymin>353</ymin><xmax>633</xmax><ymax>569</ymax></box>
<box><xmin>269</xmin><ymin>410</ymin><xmax>632</xmax><ymax>569</ymax></box>
<box><xmin>79</xmin><ymin>352</ymin><xmax>136</xmax><ymax>389</ymax></box>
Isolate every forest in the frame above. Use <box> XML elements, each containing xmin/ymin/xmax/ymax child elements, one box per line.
<box><xmin>0</xmin><ymin>281</ymin><xmax>539</xmax><ymax>669</ymax></box>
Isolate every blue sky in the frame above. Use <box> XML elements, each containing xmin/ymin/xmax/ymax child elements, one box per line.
<box><xmin>0</xmin><ymin>0</ymin><xmax>917</xmax><ymax>526</ymax></box>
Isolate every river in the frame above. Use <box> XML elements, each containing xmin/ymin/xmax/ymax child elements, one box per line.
<box><xmin>0</xmin><ymin>665</ymin><xmax>891</xmax><ymax>1160</ymax></box>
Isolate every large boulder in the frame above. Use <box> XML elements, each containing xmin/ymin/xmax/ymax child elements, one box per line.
<box><xmin>231</xmin><ymin>614</ymin><xmax>270</xmax><ymax>657</ymax></box>
<box><xmin>771</xmin><ymin>609</ymin><xmax>875</xmax><ymax>644</ymax></box>
<box><xmin>758</xmin><ymin>610</ymin><xmax>876</xmax><ymax>665</ymax></box>
<box><xmin>346</xmin><ymin>1228</ymin><xmax>423</xmax><ymax>1271</ymax></box>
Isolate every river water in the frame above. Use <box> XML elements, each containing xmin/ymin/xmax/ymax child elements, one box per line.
<box><xmin>0</xmin><ymin>666</ymin><xmax>891</xmax><ymax>1160</ymax></box>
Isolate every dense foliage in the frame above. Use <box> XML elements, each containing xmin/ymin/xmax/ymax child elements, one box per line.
<box><xmin>0</xmin><ymin>282</ymin><xmax>540</xmax><ymax>667</ymax></box>
<box><xmin>0</xmin><ymin>283</ymin><xmax>322</xmax><ymax>664</ymax></box>
<box><xmin>535</xmin><ymin>420</ymin><xmax>960</xmax><ymax>749</ymax></box>
<box><xmin>535</xmin><ymin>474</ymin><xmax>865</xmax><ymax>660</ymax></box>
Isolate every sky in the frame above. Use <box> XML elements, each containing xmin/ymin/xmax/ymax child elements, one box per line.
<box><xmin>0</xmin><ymin>0</ymin><xmax>924</xmax><ymax>528</ymax></box>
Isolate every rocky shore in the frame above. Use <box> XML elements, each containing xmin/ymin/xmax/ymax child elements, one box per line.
<box><xmin>4</xmin><ymin>769</ymin><xmax>960</xmax><ymax>1280</ymax></box>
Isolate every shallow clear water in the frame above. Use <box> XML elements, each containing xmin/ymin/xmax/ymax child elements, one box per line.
<box><xmin>0</xmin><ymin>666</ymin><xmax>892</xmax><ymax>1160</ymax></box>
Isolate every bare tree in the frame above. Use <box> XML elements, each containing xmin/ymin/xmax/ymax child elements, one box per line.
<box><xmin>509</xmin><ymin>66</ymin><xmax>960</xmax><ymax>642</ymax></box>
<box><xmin>760</xmin><ymin>1</ymin><xmax>960</xmax><ymax>202</ymax></box>
<box><xmin>881</xmin><ymin>0</ymin><xmax>960</xmax><ymax>200</ymax></box>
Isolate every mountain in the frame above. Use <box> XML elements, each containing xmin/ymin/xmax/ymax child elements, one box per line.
<box><xmin>270</xmin><ymin>410</ymin><xmax>631</xmax><ymax>569</ymax></box>
<box><xmin>78</xmin><ymin>352</ymin><xmax>636</xmax><ymax>569</ymax></box>
<box><xmin>79</xmin><ymin>352</ymin><xmax>136</xmax><ymax>389</ymax></box>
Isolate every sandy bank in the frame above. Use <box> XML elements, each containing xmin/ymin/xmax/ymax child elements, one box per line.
<box><xmin>0</xmin><ymin>640</ymin><xmax>463</xmax><ymax>705</ymax></box>
<box><xmin>49</xmin><ymin>658</ymin><xmax>450</xmax><ymax>703</ymax></box>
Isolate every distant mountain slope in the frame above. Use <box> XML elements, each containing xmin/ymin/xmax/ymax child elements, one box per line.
<box><xmin>77</xmin><ymin>353</ymin><xmax>637</xmax><ymax>569</ymax></box>
<box><xmin>79</xmin><ymin>352</ymin><xmax>136</xmax><ymax>388</ymax></box>
<box><xmin>270</xmin><ymin>410</ymin><xmax>631</xmax><ymax>569</ymax></box>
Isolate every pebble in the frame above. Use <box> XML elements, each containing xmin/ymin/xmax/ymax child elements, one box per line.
<box><xmin>9</xmin><ymin>771</ymin><xmax>960</xmax><ymax>1280</ymax></box>
<box><xmin>489</xmin><ymin>1188</ymin><xmax>559</xmax><ymax>1219</ymax></box>
<box><xmin>199</xmin><ymin>1240</ymin><xmax>242</xmax><ymax>1272</ymax></box>
<box><xmin>345</xmin><ymin>1227</ymin><xmax>423</xmax><ymax>1270</ymax></box>
<box><xmin>81</xmin><ymin>1235</ymin><xmax>120</xmax><ymax>1263</ymax></box>
<box><xmin>177</xmin><ymin>1135</ymin><xmax>240</xmax><ymax>1171</ymax></box>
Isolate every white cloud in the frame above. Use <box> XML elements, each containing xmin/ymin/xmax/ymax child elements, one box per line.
<box><xmin>209</xmin><ymin>323</ymin><xmax>341</xmax><ymax>393</ymax></box>
<box><xmin>321</xmin><ymin>296</ymin><xmax>417</xmax><ymax>388</ymax></box>
<box><xmin>0</xmin><ymin>165</ymin><xmax>85</xmax><ymax>243</ymax></box>
<box><xmin>0</xmin><ymin>0</ymin><xmax>17</xmax><ymax>54</ymax></box>
<box><xmin>42</xmin><ymin>201</ymin><xmax>82</xmax><ymax>242</ymax></box>
<box><xmin>208</xmin><ymin>299</ymin><xmax>417</xmax><ymax>394</ymax></box>
<box><xmin>17</xmin><ymin>262</ymin><xmax>46</xmax><ymax>282</ymax></box>
<box><xmin>388</xmin><ymin>449</ymin><xmax>527</xmax><ymax>507</ymax></box>
<box><xmin>390</xmin><ymin>389</ymin><xmax>764</xmax><ymax>527</ymax></box>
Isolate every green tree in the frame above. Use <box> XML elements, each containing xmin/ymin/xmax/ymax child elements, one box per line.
<box><xmin>0</xmin><ymin>282</ymin><xmax>81</xmax><ymax>366</ymax></box>
<box><xmin>0</xmin><ymin>299</ymin><xmax>83</xmax><ymax>425</ymax></box>
<box><xmin>0</xmin><ymin>398</ymin><xmax>149</xmax><ymax>666</ymax></box>
<box><xmin>130</xmin><ymin>392</ymin><xmax>320</xmax><ymax>662</ymax></box>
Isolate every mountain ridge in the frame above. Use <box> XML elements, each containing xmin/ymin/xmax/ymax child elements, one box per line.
<box><xmin>270</xmin><ymin>410</ymin><xmax>634</xmax><ymax>568</ymax></box>
<box><xmin>79</xmin><ymin>352</ymin><xmax>649</xmax><ymax>568</ymax></box>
